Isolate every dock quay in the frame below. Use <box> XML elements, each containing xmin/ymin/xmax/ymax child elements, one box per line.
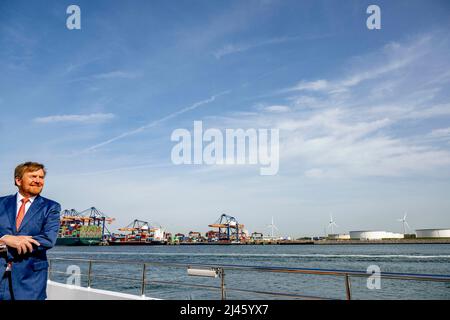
<box><xmin>167</xmin><ymin>238</ymin><xmax>450</xmax><ymax>246</ymax></box>
<box><xmin>312</xmin><ymin>238</ymin><xmax>450</xmax><ymax>245</ymax></box>
<box><xmin>57</xmin><ymin>238</ymin><xmax>450</xmax><ymax>246</ymax></box>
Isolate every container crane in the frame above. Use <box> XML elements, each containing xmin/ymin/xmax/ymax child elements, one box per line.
<box><xmin>110</xmin><ymin>219</ymin><xmax>166</xmax><ymax>245</ymax></box>
<box><xmin>79</xmin><ymin>207</ymin><xmax>115</xmax><ymax>240</ymax></box>
<box><xmin>118</xmin><ymin>219</ymin><xmax>159</xmax><ymax>233</ymax></box>
<box><xmin>58</xmin><ymin>207</ymin><xmax>115</xmax><ymax>246</ymax></box>
<box><xmin>208</xmin><ymin>214</ymin><xmax>244</xmax><ymax>242</ymax></box>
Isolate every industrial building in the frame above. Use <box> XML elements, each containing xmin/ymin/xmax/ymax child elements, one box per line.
<box><xmin>327</xmin><ymin>234</ymin><xmax>351</xmax><ymax>240</ymax></box>
<box><xmin>349</xmin><ymin>231</ymin><xmax>404</xmax><ymax>240</ymax></box>
<box><xmin>416</xmin><ymin>229</ymin><xmax>450</xmax><ymax>238</ymax></box>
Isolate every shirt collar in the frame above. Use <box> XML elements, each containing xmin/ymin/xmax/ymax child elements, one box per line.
<box><xmin>17</xmin><ymin>192</ymin><xmax>37</xmax><ymax>204</ymax></box>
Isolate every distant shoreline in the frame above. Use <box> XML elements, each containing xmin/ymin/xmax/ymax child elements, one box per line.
<box><xmin>57</xmin><ymin>238</ymin><xmax>450</xmax><ymax>247</ymax></box>
<box><xmin>167</xmin><ymin>239</ymin><xmax>450</xmax><ymax>246</ymax></box>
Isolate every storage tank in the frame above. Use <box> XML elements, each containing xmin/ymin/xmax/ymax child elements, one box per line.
<box><xmin>416</xmin><ymin>229</ymin><xmax>450</xmax><ymax>238</ymax></box>
<box><xmin>349</xmin><ymin>231</ymin><xmax>404</xmax><ymax>240</ymax></box>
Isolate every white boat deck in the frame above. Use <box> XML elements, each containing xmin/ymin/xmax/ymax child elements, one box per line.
<box><xmin>46</xmin><ymin>280</ymin><xmax>160</xmax><ymax>300</ymax></box>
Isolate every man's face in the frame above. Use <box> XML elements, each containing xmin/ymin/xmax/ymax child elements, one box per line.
<box><xmin>16</xmin><ymin>169</ymin><xmax>45</xmax><ymax>197</ymax></box>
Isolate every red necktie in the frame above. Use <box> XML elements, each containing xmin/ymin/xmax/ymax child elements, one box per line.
<box><xmin>16</xmin><ymin>198</ymin><xmax>30</xmax><ymax>231</ymax></box>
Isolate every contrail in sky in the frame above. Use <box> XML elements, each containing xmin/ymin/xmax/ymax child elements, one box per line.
<box><xmin>81</xmin><ymin>90</ymin><xmax>230</xmax><ymax>153</ymax></box>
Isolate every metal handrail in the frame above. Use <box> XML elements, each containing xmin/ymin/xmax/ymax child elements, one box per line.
<box><xmin>48</xmin><ymin>257</ymin><xmax>450</xmax><ymax>300</ymax></box>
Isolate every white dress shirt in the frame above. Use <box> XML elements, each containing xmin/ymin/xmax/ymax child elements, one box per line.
<box><xmin>16</xmin><ymin>192</ymin><xmax>36</xmax><ymax>218</ymax></box>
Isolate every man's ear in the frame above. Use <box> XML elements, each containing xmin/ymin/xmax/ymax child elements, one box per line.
<box><xmin>15</xmin><ymin>178</ymin><xmax>22</xmax><ymax>187</ymax></box>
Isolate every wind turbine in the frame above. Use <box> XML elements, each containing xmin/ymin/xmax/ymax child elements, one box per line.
<box><xmin>397</xmin><ymin>212</ymin><xmax>411</xmax><ymax>235</ymax></box>
<box><xmin>267</xmin><ymin>217</ymin><xmax>279</xmax><ymax>239</ymax></box>
<box><xmin>327</xmin><ymin>213</ymin><xmax>338</xmax><ymax>235</ymax></box>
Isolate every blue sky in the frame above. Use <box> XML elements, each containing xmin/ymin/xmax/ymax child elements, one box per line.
<box><xmin>1</xmin><ymin>0</ymin><xmax>450</xmax><ymax>237</ymax></box>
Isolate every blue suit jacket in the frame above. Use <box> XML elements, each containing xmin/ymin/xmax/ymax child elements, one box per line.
<box><xmin>0</xmin><ymin>194</ymin><xmax>61</xmax><ymax>300</ymax></box>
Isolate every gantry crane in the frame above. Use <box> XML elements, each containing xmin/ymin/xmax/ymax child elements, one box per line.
<box><xmin>208</xmin><ymin>214</ymin><xmax>244</xmax><ymax>242</ymax></box>
<box><xmin>60</xmin><ymin>207</ymin><xmax>115</xmax><ymax>240</ymax></box>
<box><xmin>118</xmin><ymin>219</ymin><xmax>160</xmax><ymax>234</ymax></box>
<box><xmin>113</xmin><ymin>219</ymin><xmax>163</xmax><ymax>243</ymax></box>
<box><xmin>120</xmin><ymin>219</ymin><xmax>148</xmax><ymax>231</ymax></box>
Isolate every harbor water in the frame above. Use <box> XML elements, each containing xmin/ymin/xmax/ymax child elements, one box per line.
<box><xmin>48</xmin><ymin>244</ymin><xmax>450</xmax><ymax>300</ymax></box>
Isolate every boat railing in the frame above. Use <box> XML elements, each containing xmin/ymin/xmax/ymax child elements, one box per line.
<box><xmin>47</xmin><ymin>257</ymin><xmax>450</xmax><ymax>300</ymax></box>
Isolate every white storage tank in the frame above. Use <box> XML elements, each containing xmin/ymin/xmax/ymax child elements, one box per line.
<box><xmin>416</xmin><ymin>229</ymin><xmax>450</xmax><ymax>238</ymax></box>
<box><xmin>349</xmin><ymin>231</ymin><xmax>404</xmax><ymax>240</ymax></box>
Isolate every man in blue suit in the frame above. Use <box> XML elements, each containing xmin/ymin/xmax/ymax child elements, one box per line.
<box><xmin>0</xmin><ymin>162</ymin><xmax>61</xmax><ymax>300</ymax></box>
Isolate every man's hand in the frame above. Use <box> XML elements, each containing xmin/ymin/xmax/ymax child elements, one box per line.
<box><xmin>0</xmin><ymin>235</ymin><xmax>41</xmax><ymax>255</ymax></box>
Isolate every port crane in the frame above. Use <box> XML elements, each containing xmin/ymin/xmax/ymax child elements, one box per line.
<box><xmin>118</xmin><ymin>219</ymin><xmax>159</xmax><ymax>233</ymax></box>
<box><xmin>80</xmin><ymin>207</ymin><xmax>115</xmax><ymax>240</ymax></box>
<box><xmin>60</xmin><ymin>207</ymin><xmax>115</xmax><ymax>241</ymax></box>
<box><xmin>112</xmin><ymin>219</ymin><xmax>166</xmax><ymax>244</ymax></box>
<box><xmin>60</xmin><ymin>208</ymin><xmax>114</xmax><ymax>223</ymax></box>
<box><xmin>60</xmin><ymin>209</ymin><xmax>81</xmax><ymax>220</ymax></box>
<box><xmin>209</xmin><ymin>214</ymin><xmax>244</xmax><ymax>242</ymax></box>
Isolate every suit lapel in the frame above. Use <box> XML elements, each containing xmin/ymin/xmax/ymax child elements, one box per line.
<box><xmin>6</xmin><ymin>195</ymin><xmax>17</xmax><ymax>235</ymax></box>
<box><xmin>18</xmin><ymin>195</ymin><xmax>45</xmax><ymax>233</ymax></box>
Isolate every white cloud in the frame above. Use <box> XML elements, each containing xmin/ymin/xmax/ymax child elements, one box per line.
<box><xmin>212</xmin><ymin>32</ymin><xmax>450</xmax><ymax>179</ymax></box>
<box><xmin>65</xmin><ymin>70</ymin><xmax>139</xmax><ymax>84</ymax></box>
<box><xmin>213</xmin><ymin>35</ymin><xmax>305</xmax><ymax>59</ymax></box>
<box><xmin>304</xmin><ymin>168</ymin><xmax>325</xmax><ymax>179</ymax></box>
<box><xmin>428</xmin><ymin>127</ymin><xmax>450</xmax><ymax>139</ymax></box>
<box><xmin>264</xmin><ymin>105</ymin><xmax>291</xmax><ymax>113</ymax></box>
<box><xmin>284</xmin><ymin>34</ymin><xmax>434</xmax><ymax>96</ymax></box>
<box><xmin>33</xmin><ymin>113</ymin><xmax>115</xmax><ymax>124</ymax></box>
<box><xmin>288</xmin><ymin>80</ymin><xmax>329</xmax><ymax>92</ymax></box>
<box><xmin>405</xmin><ymin>103</ymin><xmax>450</xmax><ymax>120</ymax></box>
<box><xmin>93</xmin><ymin>70</ymin><xmax>138</xmax><ymax>80</ymax></box>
